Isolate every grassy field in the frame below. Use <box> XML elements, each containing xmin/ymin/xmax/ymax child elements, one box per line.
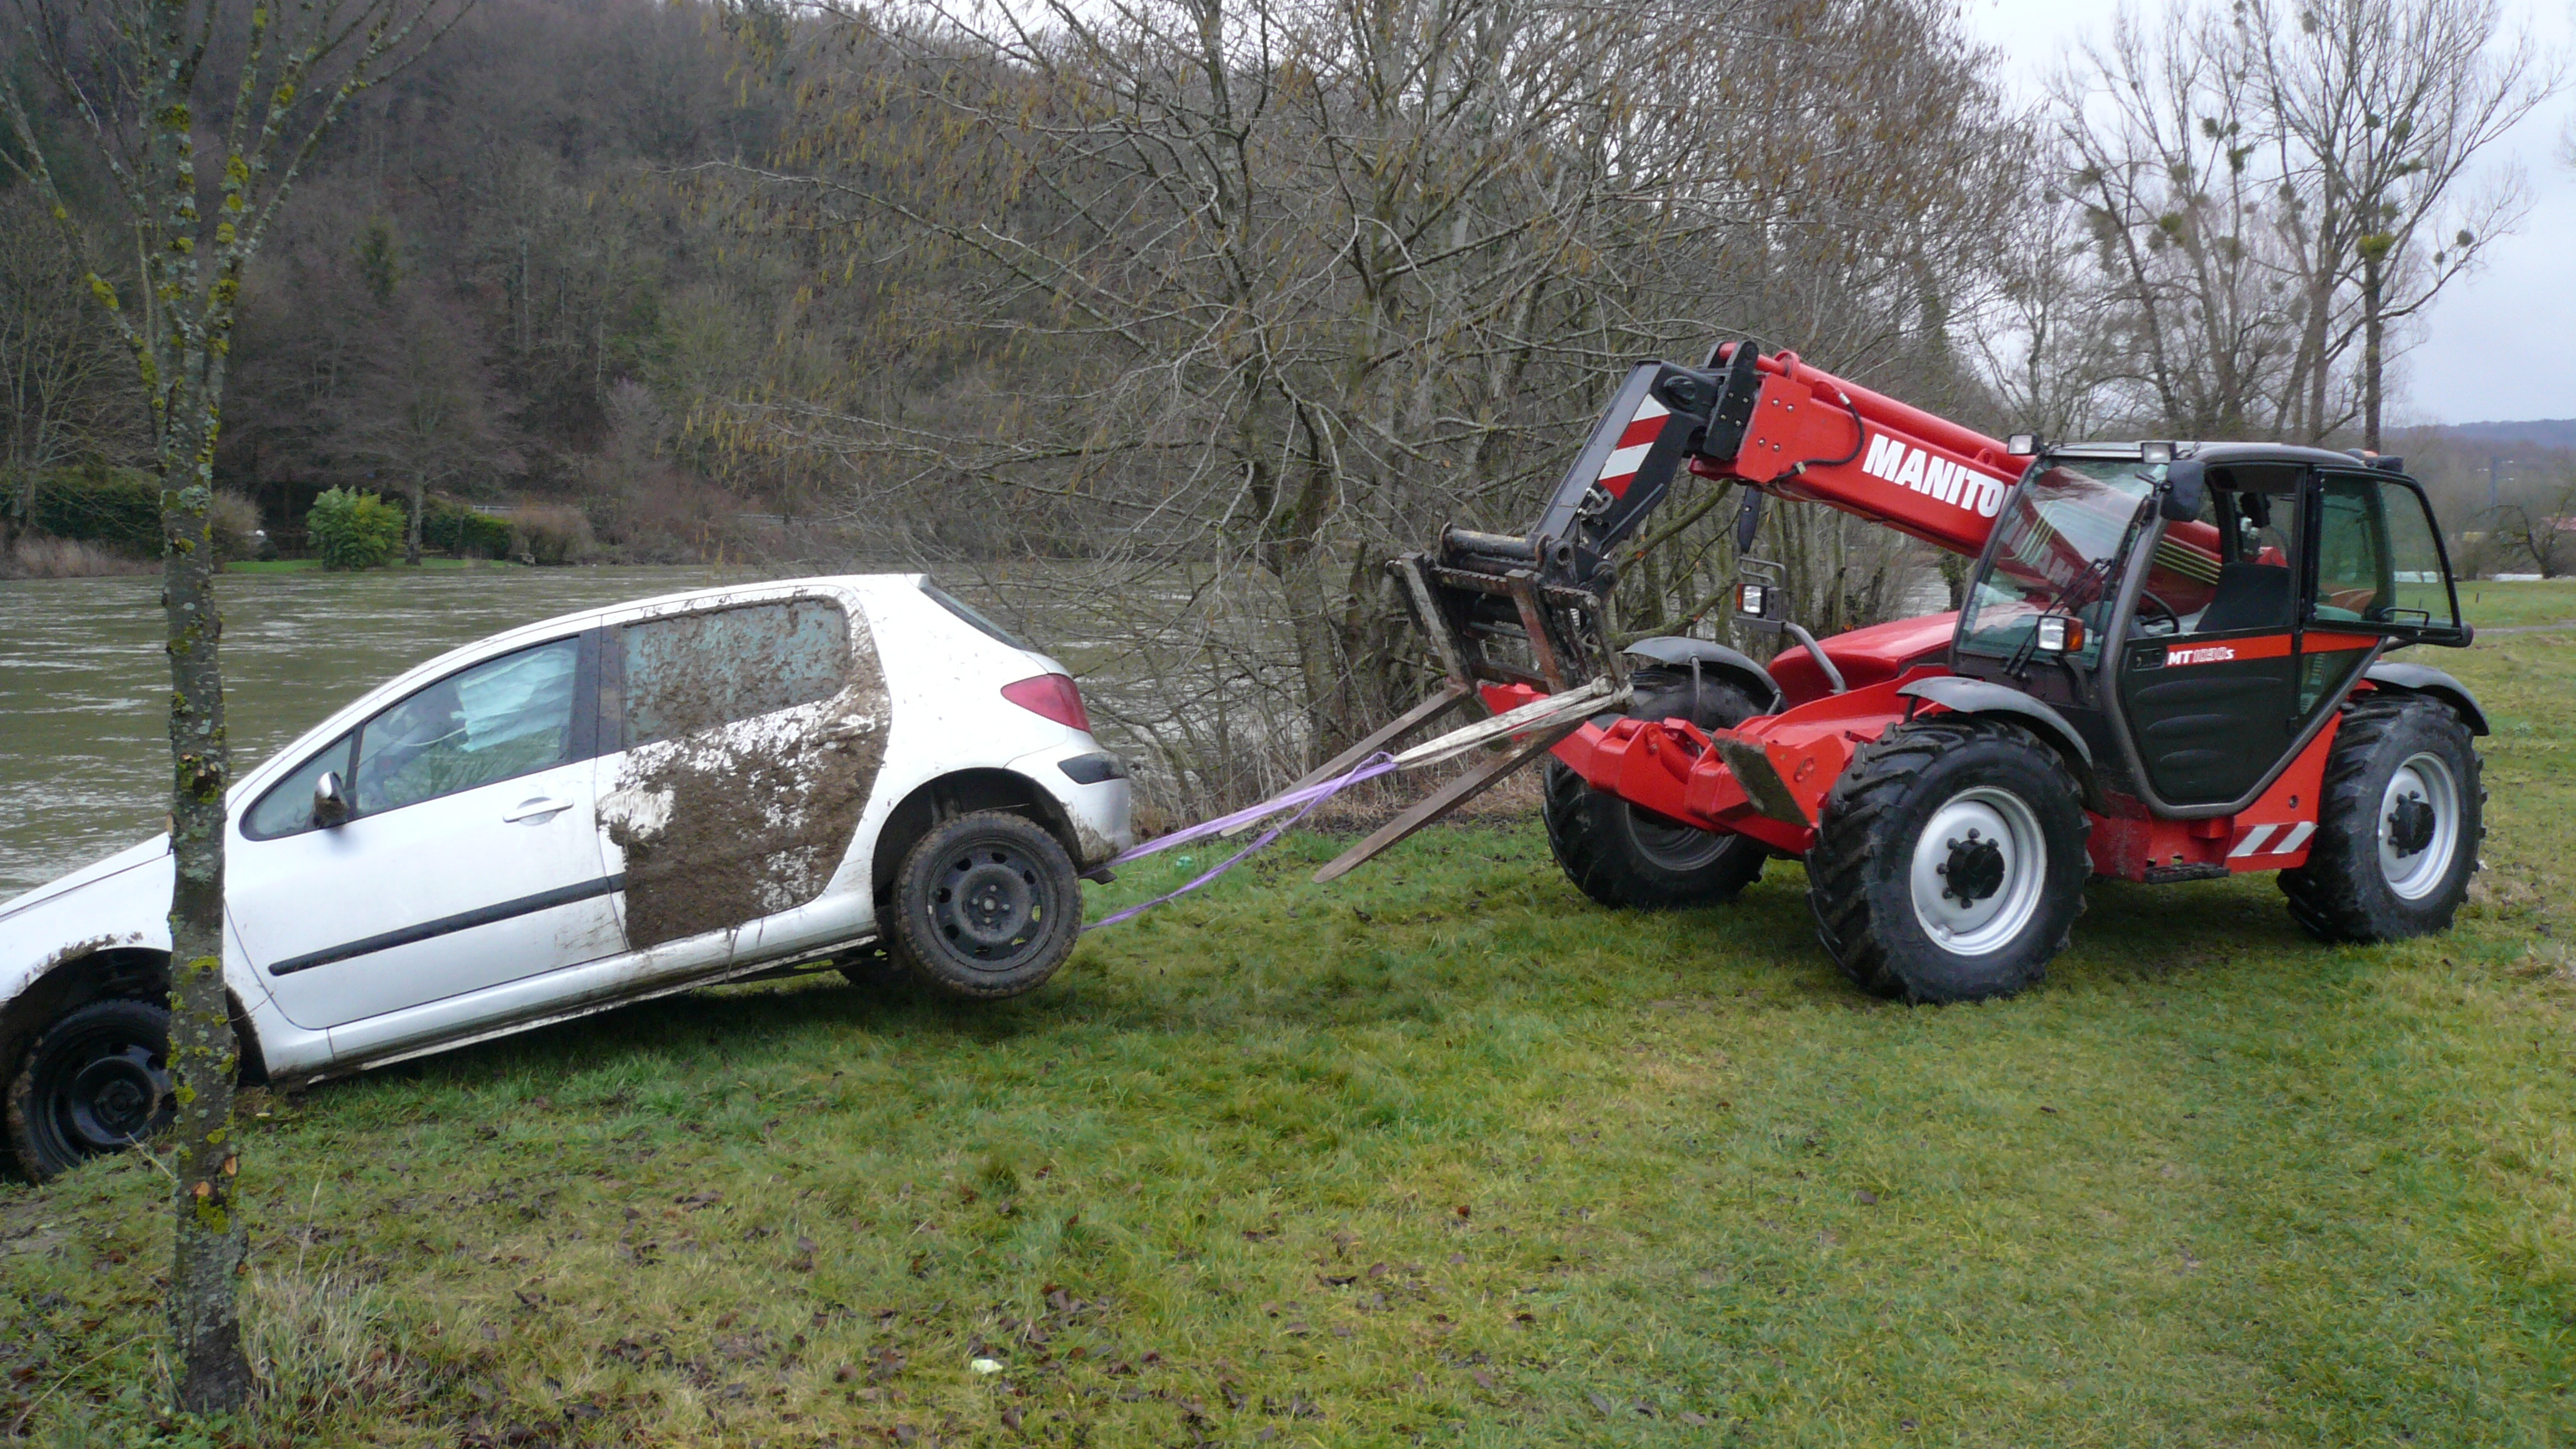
<box><xmin>220</xmin><ymin>558</ymin><xmax>527</xmax><ymax>575</ymax></box>
<box><xmin>8</xmin><ymin>588</ymin><xmax>2575</xmax><ymax>1447</ymax></box>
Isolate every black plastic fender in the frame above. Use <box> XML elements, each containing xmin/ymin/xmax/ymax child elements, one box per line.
<box><xmin>2361</xmin><ymin>661</ymin><xmax>2490</xmax><ymax>736</ymax></box>
<box><xmin>1894</xmin><ymin>676</ymin><xmax>2096</xmax><ymax>790</ymax></box>
<box><xmin>1620</xmin><ymin>637</ymin><xmax>1784</xmax><ymax>713</ymax></box>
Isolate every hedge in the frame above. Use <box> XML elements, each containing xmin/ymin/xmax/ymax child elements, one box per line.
<box><xmin>22</xmin><ymin>466</ymin><xmax>164</xmax><ymax>554</ymax></box>
<box><xmin>421</xmin><ymin>501</ymin><xmax>513</xmax><ymax>558</ymax></box>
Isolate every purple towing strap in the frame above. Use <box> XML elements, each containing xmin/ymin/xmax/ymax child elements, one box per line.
<box><xmin>1083</xmin><ymin>752</ymin><xmax>1399</xmax><ymax>932</ymax></box>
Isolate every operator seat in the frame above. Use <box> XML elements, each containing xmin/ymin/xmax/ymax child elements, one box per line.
<box><xmin>2193</xmin><ymin>561</ymin><xmax>2295</xmax><ymax>634</ymax></box>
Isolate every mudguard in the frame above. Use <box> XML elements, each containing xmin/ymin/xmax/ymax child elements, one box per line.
<box><xmin>1620</xmin><ymin>637</ymin><xmax>1784</xmax><ymax>712</ymax></box>
<box><xmin>2361</xmin><ymin>661</ymin><xmax>2490</xmax><ymax>735</ymax></box>
<box><xmin>1894</xmin><ymin>676</ymin><xmax>2094</xmax><ymax>770</ymax></box>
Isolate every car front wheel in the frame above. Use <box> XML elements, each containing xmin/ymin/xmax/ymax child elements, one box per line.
<box><xmin>886</xmin><ymin>811</ymin><xmax>1083</xmax><ymax>999</ymax></box>
<box><xmin>6</xmin><ymin>998</ymin><xmax>174</xmax><ymax>1182</ymax></box>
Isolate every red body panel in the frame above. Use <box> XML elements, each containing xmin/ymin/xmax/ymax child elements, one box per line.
<box><xmin>1534</xmin><ymin>673</ymin><xmax>1935</xmax><ymax>857</ymax></box>
<box><xmin>1524</xmin><ymin>643</ymin><xmax>2345</xmax><ymax>884</ymax></box>
<box><xmin>1768</xmin><ymin>610</ymin><xmax>1959</xmax><ymax>706</ymax></box>
<box><xmin>2087</xmin><ymin>714</ymin><xmax>2339</xmax><ymax>879</ymax></box>
<box><xmin>1690</xmin><ymin>349</ymin><xmax>2025</xmax><ymax>560</ymax></box>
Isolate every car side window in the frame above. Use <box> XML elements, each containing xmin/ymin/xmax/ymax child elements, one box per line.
<box><xmin>621</xmin><ymin>599</ymin><xmax>849</xmax><ymax>749</ymax></box>
<box><xmin>353</xmin><ymin>637</ymin><xmax>582</xmax><ymax>814</ymax></box>
<box><xmin>241</xmin><ymin>734</ymin><xmax>353</xmax><ymax>840</ymax></box>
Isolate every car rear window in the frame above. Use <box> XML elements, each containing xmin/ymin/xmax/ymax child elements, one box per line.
<box><xmin>922</xmin><ymin>581</ymin><xmax>1029</xmax><ymax>652</ymax></box>
<box><xmin>621</xmin><ymin>598</ymin><xmax>850</xmax><ymax>749</ymax></box>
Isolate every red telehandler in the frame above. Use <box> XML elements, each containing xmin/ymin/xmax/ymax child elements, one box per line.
<box><xmin>1313</xmin><ymin>340</ymin><xmax>2488</xmax><ymax>1002</ymax></box>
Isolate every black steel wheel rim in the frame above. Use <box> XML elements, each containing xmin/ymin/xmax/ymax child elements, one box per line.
<box><xmin>38</xmin><ymin>1028</ymin><xmax>171</xmax><ymax>1157</ymax></box>
<box><xmin>928</xmin><ymin>837</ymin><xmax>1058</xmax><ymax>969</ymax></box>
<box><xmin>1620</xmin><ymin>804</ymin><xmax>1732</xmax><ymax>872</ymax></box>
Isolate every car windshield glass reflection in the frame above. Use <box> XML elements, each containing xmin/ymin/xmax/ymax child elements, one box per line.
<box><xmin>355</xmin><ymin>638</ymin><xmax>578</xmax><ymax>813</ymax></box>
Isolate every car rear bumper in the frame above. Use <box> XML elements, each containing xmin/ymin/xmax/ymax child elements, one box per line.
<box><xmin>1008</xmin><ymin>741</ymin><xmax>1136</xmax><ymax>868</ymax></box>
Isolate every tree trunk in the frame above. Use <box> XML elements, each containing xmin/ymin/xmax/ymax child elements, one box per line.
<box><xmin>160</xmin><ymin>456</ymin><xmax>250</xmax><ymax>1414</ymax></box>
<box><xmin>406</xmin><ymin>476</ymin><xmax>425</xmax><ymax>565</ymax></box>
<box><xmin>2361</xmin><ymin>244</ymin><xmax>2385</xmax><ymax>454</ymax></box>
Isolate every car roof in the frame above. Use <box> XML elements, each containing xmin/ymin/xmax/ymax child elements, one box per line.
<box><xmin>226</xmin><ymin>574</ymin><xmax>932</xmax><ymax>799</ymax></box>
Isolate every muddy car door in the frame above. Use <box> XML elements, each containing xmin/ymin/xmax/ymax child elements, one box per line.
<box><xmin>595</xmin><ymin>589</ymin><xmax>893</xmax><ymax>968</ymax></box>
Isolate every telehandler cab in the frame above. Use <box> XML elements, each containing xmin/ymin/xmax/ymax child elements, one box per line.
<box><xmin>1316</xmin><ymin>340</ymin><xmax>2487</xmax><ymax>1002</ymax></box>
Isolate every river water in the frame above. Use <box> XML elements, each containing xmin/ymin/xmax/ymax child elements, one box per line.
<box><xmin>0</xmin><ymin>565</ymin><xmax>757</xmax><ymax>898</ymax></box>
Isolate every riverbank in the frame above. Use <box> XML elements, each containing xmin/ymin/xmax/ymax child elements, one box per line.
<box><xmin>5</xmin><ymin>595</ymin><xmax>2573</xmax><ymax>1446</ymax></box>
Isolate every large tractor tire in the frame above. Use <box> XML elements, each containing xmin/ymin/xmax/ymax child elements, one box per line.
<box><xmin>2279</xmin><ymin>696</ymin><xmax>2482</xmax><ymax>943</ymax></box>
<box><xmin>1806</xmin><ymin>717</ymin><xmax>2089</xmax><ymax>1003</ymax></box>
<box><xmin>1542</xmin><ymin>667</ymin><xmax>1770</xmax><ymax>908</ymax></box>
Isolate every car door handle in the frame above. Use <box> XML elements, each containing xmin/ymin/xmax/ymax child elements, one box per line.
<box><xmin>503</xmin><ymin>797</ymin><xmax>574</xmax><ymax>823</ymax></box>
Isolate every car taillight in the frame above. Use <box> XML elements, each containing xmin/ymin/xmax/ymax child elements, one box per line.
<box><xmin>1000</xmin><ymin>673</ymin><xmax>1091</xmax><ymax>733</ymax></box>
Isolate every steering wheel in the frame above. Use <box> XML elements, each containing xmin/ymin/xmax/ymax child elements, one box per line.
<box><xmin>2132</xmin><ymin>590</ymin><xmax>2182</xmax><ymax>636</ymax></box>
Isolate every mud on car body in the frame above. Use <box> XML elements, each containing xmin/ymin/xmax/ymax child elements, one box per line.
<box><xmin>0</xmin><ymin>575</ymin><xmax>1132</xmax><ymax>1180</ymax></box>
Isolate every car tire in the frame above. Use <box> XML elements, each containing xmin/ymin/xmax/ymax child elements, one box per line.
<box><xmin>2278</xmin><ymin>697</ymin><xmax>2483</xmax><ymax>943</ymax></box>
<box><xmin>886</xmin><ymin>811</ymin><xmax>1083</xmax><ymax>1000</ymax></box>
<box><xmin>1541</xmin><ymin>667</ymin><xmax>1770</xmax><ymax>908</ymax></box>
<box><xmin>1806</xmin><ymin>718</ymin><xmax>2089</xmax><ymax>1003</ymax></box>
<box><xmin>5</xmin><ymin>998</ymin><xmax>174</xmax><ymax>1182</ymax></box>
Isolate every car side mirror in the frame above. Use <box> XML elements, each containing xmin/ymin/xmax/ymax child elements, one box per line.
<box><xmin>2160</xmin><ymin>458</ymin><xmax>2206</xmax><ymax>522</ymax></box>
<box><xmin>313</xmin><ymin>771</ymin><xmax>350</xmax><ymax>828</ymax></box>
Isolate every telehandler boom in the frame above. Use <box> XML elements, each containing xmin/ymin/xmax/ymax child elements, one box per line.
<box><xmin>1324</xmin><ymin>341</ymin><xmax>2488</xmax><ymax>1001</ymax></box>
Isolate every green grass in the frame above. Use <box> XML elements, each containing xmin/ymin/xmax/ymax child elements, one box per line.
<box><xmin>220</xmin><ymin>558</ymin><xmax>526</xmax><ymax>575</ymax></box>
<box><xmin>7</xmin><ymin>618</ymin><xmax>2574</xmax><ymax>1447</ymax></box>
<box><xmin>2453</xmin><ymin>578</ymin><xmax>2576</xmax><ymax>629</ymax></box>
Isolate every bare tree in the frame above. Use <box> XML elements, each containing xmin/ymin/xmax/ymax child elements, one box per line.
<box><xmin>0</xmin><ymin>0</ymin><xmax>460</xmax><ymax>1411</ymax></box>
<box><xmin>2054</xmin><ymin>6</ymin><xmax>2306</xmax><ymax>439</ymax></box>
<box><xmin>2490</xmin><ymin>470</ymin><xmax>2576</xmax><ymax>577</ymax></box>
<box><xmin>2248</xmin><ymin>0</ymin><xmax>2560</xmax><ymax>451</ymax></box>
<box><xmin>2046</xmin><ymin>0</ymin><xmax>2558</xmax><ymax>447</ymax></box>
<box><xmin>0</xmin><ymin>193</ymin><xmax>140</xmax><ymax>538</ymax></box>
<box><xmin>692</xmin><ymin>0</ymin><xmax>2015</xmax><ymax>808</ymax></box>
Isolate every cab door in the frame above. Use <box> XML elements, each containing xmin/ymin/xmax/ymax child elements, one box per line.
<box><xmin>2298</xmin><ymin>470</ymin><xmax>2466</xmax><ymax>709</ymax></box>
<box><xmin>2115</xmin><ymin>477</ymin><xmax>2307</xmax><ymax>805</ymax></box>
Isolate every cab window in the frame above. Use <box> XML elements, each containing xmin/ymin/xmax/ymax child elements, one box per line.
<box><xmin>2140</xmin><ymin>468</ymin><xmax>2303</xmax><ymax>638</ymax></box>
<box><xmin>620</xmin><ymin>599</ymin><xmax>849</xmax><ymax>749</ymax></box>
<box><xmin>352</xmin><ymin>637</ymin><xmax>583</xmax><ymax>814</ymax></box>
<box><xmin>2314</xmin><ymin>475</ymin><xmax>2461</xmax><ymax>634</ymax></box>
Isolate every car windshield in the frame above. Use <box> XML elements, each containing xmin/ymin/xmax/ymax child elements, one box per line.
<box><xmin>1956</xmin><ymin>458</ymin><xmax>2158</xmax><ymax>664</ymax></box>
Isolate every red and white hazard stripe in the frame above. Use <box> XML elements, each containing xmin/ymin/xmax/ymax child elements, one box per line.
<box><xmin>1594</xmin><ymin>395</ymin><xmax>1670</xmax><ymax>500</ymax></box>
<box><xmin>2230</xmin><ymin>821</ymin><xmax>2316</xmax><ymax>860</ymax></box>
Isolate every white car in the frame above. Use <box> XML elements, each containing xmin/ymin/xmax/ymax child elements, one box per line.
<box><xmin>0</xmin><ymin>575</ymin><xmax>1132</xmax><ymax>1180</ymax></box>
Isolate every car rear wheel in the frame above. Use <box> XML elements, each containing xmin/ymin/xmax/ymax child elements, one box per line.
<box><xmin>886</xmin><ymin>811</ymin><xmax>1083</xmax><ymax>999</ymax></box>
<box><xmin>6</xmin><ymin>999</ymin><xmax>174</xmax><ymax>1182</ymax></box>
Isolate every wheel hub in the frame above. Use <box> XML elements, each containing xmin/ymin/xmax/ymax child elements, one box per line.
<box><xmin>2386</xmin><ymin>792</ymin><xmax>2436</xmax><ymax>857</ymax></box>
<box><xmin>2376</xmin><ymin>754</ymin><xmax>2460</xmax><ymax>901</ymax></box>
<box><xmin>1909</xmin><ymin>787</ymin><xmax>2049</xmax><ymax>956</ymax></box>
<box><xmin>60</xmin><ymin>1045</ymin><xmax>167</xmax><ymax>1152</ymax></box>
<box><xmin>1939</xmin><ymin>831</ymin><xmax>2007</xmax><ymax>902</ymax></box>
<box><xmin>932</xmin><ymin>847</ymin><xmax>1046</xmax><ymax>961</ymax></box>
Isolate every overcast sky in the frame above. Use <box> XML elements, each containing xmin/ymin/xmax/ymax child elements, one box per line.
<box><xmin>1961</xmin><ymin>0</ymin><xmax>2575</xmax><ymax>426</ymax></box>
